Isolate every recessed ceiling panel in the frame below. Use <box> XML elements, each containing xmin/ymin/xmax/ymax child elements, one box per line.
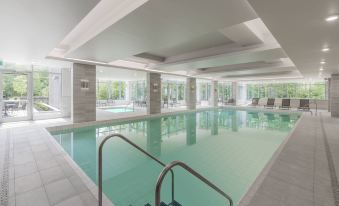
<box><xmin>67</xmin><ymin>0</ymin><xmax>257</xmax><ymax>62</ymax></box>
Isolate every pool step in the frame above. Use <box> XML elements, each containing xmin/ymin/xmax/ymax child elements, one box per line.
<box><xmin>144</xmin><ymin>200</ymin><xmax>182</xmax><ymax>206</ymax></box>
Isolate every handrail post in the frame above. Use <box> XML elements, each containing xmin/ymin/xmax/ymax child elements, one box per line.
<box><xmin>155</xmin><ymin>161</ymin><xmax>233</xmax><ymax>206</ymax></box>
<box><xmin>98</xmin><ymin>133</ymin><xmax>175</xmax><ymax>206</ymax></box>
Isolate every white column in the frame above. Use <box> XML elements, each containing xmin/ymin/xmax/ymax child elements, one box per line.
<box><xmin>186</xmin><ymin>78</ymin><xmax>196</xmax><ymax>110</ymax></box>
<box><xmin>232</xmin><ymin>82</ymin><xmax>238</xmax><ymax>105</ymax></box>
<box><xmin>327</xmin><ymin>78</ymin><xmax>331</xmax><ymax>112</ymax></box>
<box><xmin>147</xmin><ymin>72</ymin><xmax>161</xmax><ymax>114</ymax></box>
<box><xmin>61</xmin><ymin>68</ymin><xmax>71</xmax><ymax>117</ymax></box>
<box><xmin>330</xmin><ymin>74</ymin><xmax>339</xmax><ymax>117</ymax></box>
<box><xmin>210</xmin><ymin>81</ymin><xmax>218</xmax><ymax>107</ymax></box>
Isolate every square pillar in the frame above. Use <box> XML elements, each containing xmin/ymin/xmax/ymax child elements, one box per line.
<box><xmin>209</xmin><ymin>81</ymin><xmax>218</xmax><ymax>107</ymax></box>
<box><xmin>186</xmin><ymin>78</ymin><xmax>196</xmax><ymax>110</ymax></box>
<box><xmin>330</xmin><ymin>74</ymin><xmax>339</xmax><ymax>117</ymax></box>
<box><xmin>327</xmin><ymin>78</ymin><xmax>331</xmax><ymax>112</ymax></box>
<box><xmin>72</xmin><ymin>63</ymin><xmax>96</xmax><ymax>123</ymax></box>
<box><xmin>232</xmin><ymin>82</ymin><xmax>238</xmax><ymax>105</ymax></box>
<box><xmin>147</xmin><ymin>72</ymin><xmax>161</xmax><ymax>114</ymax></box>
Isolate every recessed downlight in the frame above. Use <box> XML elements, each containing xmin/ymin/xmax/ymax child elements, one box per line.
<box><xmin>322</xmin><ymin>47</ymin><xmax>330</xmax><ymax>52</ymax></box>
<box><xmin>326</xmin><ymin>15</ymin><xmax>339</xmax><ymax>22</ymax></box>
<box><xmin>320</xmin><ymin>61</ymin><xmax>326</xmax><ymax>64</ymax></box>
<box><xmin>320</xmin><ymin>67</ymin><xmax>324</xmax><ymax>71</ymax></box>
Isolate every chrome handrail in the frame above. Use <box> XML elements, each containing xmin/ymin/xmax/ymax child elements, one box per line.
<box><xmin>98</xmin><ymin>133</ymin><xmax>175</xmax><ymax>206</ymax></box>
<box><xmin>155</xmin><ymin>161</ymin><xmax>233</xmax><ymax>206</ymax></box>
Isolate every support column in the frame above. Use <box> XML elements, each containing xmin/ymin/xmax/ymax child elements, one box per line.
<box><xmin>232</xmin><ymin>82</ymin><xmax>237</xmax><ymax>105</ymax></box>
<box><xmin>186</xmin><ymin>78</ymin><xmax>196</xmax><ymax>110</ymax></box>
<box><xmin>61</xmin><ymin>68</ymin><xmax>72</xmax><ymax>117</ymax></box>
<box><xmin>210</xmin><ymin>81</ymin><xmax>218</xmax><ymax>107</ymax></box>
<box><xmin>330</xmin><ymin>74</ymin><xmax>339</xmax><ymax>117</ymax></box>
<box><xmin>146</xmin><ymin>72</ymin><xmax>161</xmax><ymax>114</ymax></box>
<box><xmin>72</xmin><ymin>63</ymin><xmax>96</xmax><ymax>123</ymax></box>
<box><xmin>327</xmin><ymin>78</ymin><xmax>331</xmax><ymax>112</ymax></box>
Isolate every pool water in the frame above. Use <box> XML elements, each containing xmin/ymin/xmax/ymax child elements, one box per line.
<box><xmin>104</xmin><ymin>107</ymin><xmax>134</xmax><ymax>113</ymax></box>
<box><xmin>51</xmin><ymin>109</ymin><xmax>300</xmax><ymax>206</ymax></box>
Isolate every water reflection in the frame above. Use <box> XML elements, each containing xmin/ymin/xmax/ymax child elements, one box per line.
<box><xmin>51</xmin><ymin>109</ymin><xmax>300</xmax><ymax>206</ymax></box>
<box><xmin>186</xmin><ymin>113</ymin><xmax>197</xmax><ymax>145</ymax></box>
<box><xmin>53</xmin><ymin>109</ymin><xmax>300</xmax><ymax>157</ymax></box>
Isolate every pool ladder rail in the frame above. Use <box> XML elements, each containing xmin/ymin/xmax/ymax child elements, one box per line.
<box><xmin>98</xmin><ymin>133</ymin><xmax>233</xmax><ymax>206</ymax></box>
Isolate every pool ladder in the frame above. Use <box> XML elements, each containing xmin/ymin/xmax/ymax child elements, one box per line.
<box><xmin>98</xmin><ymin>133</ymin><xmax>233</xmax><ymax>206</ymax></box>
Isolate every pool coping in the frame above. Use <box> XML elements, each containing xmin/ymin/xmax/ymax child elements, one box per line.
<box><xmin>44</xmin><ymin>106</ymin><xmax>304</xmax><ymax>206</ymax></box>
<box><xmin>237</xmin><ymin>112</ymin><xmax>305</xmax><ymax>206</ymax></box>
<box><xmin>41</xmin><ymin>128</ymin><xmax>115</xmax><ymax>206</ymax></box>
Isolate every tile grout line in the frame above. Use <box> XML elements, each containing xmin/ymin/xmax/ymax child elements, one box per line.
<box><xmin>320</xmin><ymin>113</ymin><xmax>339</xmax><ymax>206</ymax></box>
<box><xmin>0</xmin><ymin>129</ymin><xmax>10</xmax><ymax>206</ymax></box>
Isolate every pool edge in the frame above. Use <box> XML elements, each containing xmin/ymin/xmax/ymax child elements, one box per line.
<box><xmin>237</xmin><ymin>112</ymin><xmax>305</xmax><ymax>206</ymax></box>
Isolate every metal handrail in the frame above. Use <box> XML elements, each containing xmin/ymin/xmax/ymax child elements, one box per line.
<box><xmin>155</xmin><ymin>161</ymin><xmax>233</xmax><ymax>206</ymax></box>
<box><xmin>98</xmin><ymin>133</ymin><xmax>175</xmax><ymax>206</ymax></box>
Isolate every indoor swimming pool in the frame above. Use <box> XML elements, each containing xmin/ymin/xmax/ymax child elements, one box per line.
<box><xmin>50</xmin><ymin>108</ymin><xmax>300</xmax><ymax>206</ymax></box>
<box><xmin>103</xmin><ymin>107</ymin><xmax>134</xmax><ymax>113</ymax></box>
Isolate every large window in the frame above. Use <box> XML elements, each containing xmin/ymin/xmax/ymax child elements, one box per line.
<box><xmin>33</xmin><ymin>66</ymin><xmax>62</xmax><ymax>117</ymax></box>
<box><xmin>1</xmin><ymin>61</ymin><xmax>69</xmax><ymax>122</ymax></box>
<box><xmin>130</xmin><ymin>80</ymin><xmax>146</xmax><ymax>101</ymax></box>
<box><xmin>96</xmin><ymin>80</ymin><xmax>126</xmax><ymax>100</ymax></box>
<box><xmin>218</xmin><ymin>82</ymin><xmax>232</xmax><ymax>101</ymax></box>
<box><xmin>198</xmin><ymin>82</ymin><xmax>211</xmax><ymax>101</ymax></box>
<box><xmin>161</xmin><ymin>80</ymin><xmax>185</xmax><ymax>101</ymax></box>
<box><xmin>246</xmin><ymin>81</ymin><xmax>326</xmax><ymax>100</ymax></box>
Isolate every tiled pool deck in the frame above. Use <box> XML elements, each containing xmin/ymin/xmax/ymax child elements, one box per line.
<box><xmin>1</xmin><ymin>108</ymin><xmax>338</xmax><ymax>206</ymax></box>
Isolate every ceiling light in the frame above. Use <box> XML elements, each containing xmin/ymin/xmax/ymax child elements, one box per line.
<box><xmin>320</xmin><ymin>67</ymin><xmax>324</xmax><ymax>71</ymax></box>
<box><xmin>322</xmin><ymin>48</ymin><xmax>330</xmax><ymax>52</ymax></box>
<box><xmin>326</xmin><ymin>15</ymin><xmax>339</xmax><ymax>22</ymax></box>
<box><xmin>320</xmin><ymin>61</ymin><xmax>326</xmax><ymax>64</ymax></box>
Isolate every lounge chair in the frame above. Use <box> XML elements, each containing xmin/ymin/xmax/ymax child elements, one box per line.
<box><xmin>298</xmin><ymin>99</ymin><xmax>310</xmax><ymax>111</ymax></box>
<box><xmin>250</xmin><ymin>98</ymin><xmax>259</xmax><ymax>106</ymax></box>
<box><xmin>224</xmin><ymin>98</ymin><xmax>235</xmax><ymax>105</ymax></box>
<box><xmin>280</xmin><ymin>99</ymin><xmax>291</xmax><ymax>110</ymax></box>
<box><xmin>264</xmin><ymin>98</ymin><xmax>275</xmax><ymax>109</ymax></box>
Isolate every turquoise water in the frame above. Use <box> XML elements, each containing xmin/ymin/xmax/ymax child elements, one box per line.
<box><xmin>51</xmin><ymin>109</ymin><xmax>300</xmax><ymax>206</ymax></box>
<box><xmin>104</xmin><ymin>107</ymin><xmax>134</xmax><ymax>113</ymax></box>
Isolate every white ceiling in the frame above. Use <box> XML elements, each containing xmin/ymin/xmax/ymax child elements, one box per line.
<box><xmin>96</xmin><ymin>66</ymin><xmax>146</xmax><ymax>81</ymax></box>
<box><xmin>3</xmin><ymin>0</ymin><xmax>335</xmax><ymax>81</ymax></box>
<box><xmin>66</xmin><ymin>0</ymin><xmax>257</xmax><ymax>62</ymax></box>
<box><xmin>248</xmin><ymin>0</ymin><xmax>339</xmax><ymax>78</ymax></box>
<box><xmin>0</xmin><ymin>0</ymin><xmax>99</xmax><ymax>64</ymax></box>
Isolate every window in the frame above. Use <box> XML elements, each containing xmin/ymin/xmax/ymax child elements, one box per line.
<box><xmin>161</xmin><ymin>80</ymin><xmax>186</xmax><ymax>102</ymax></box>
<box><xmin>96</xmin><ymin>80</ymin><xmax>126</xmax><ymax>100</ymax></box>
<box><xmin>130</xmin><ymin>80</ymin><xmax>146</xmax><ymax>101</ymax></box>
<box><xmin>33</xmin><ymin>66</ymin><xmax>62</xmax><ymax>117</ymax></box>
<box><xmin>218</xmin><ymin>82</ymin><xmax>232</xmax><ymax>101</ymax></box>
<box><xmin>198</xmin><ymin>82</ymin><xmax>211</xmax><ymax>101</ymax></box>
<box><xmin>245</xmin><ymin>81</ymin><xmax>326</xmax><ymax>100</ymax></box>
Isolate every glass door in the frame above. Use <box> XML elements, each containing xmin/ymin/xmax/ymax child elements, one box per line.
<box><xmin>1</xmin><ymin>72</ymin><xmax>31</xmax><ymax>122</ymax></box>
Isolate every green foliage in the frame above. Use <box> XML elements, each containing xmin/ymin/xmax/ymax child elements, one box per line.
<box><xmin>218</xmin><ymin>83</ymin><xmax>232</xmax><ymax>100</ymax></box>
<box><xmin>33</xmin><ymin>71</ymin><xmax>49</xmax><ymax>97</ymax></box>
<box><xmin>13</xmin><ymin>75</ymin><xmax>27</xmax><ymax>96</ymax></box>
<box><xmin>96</xmin><ymin>81</ymin><xmax>127</xmax><ymax>100</ymax></box>
<box><xmin>34</xmin><ymin>102</ymin><xmax>51</xmax><ymax>111</ymax></box>
<box><xmin>246</xmin><ymin>82</ymin><xmax>326</xmax><ymax>100</ymax></box>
